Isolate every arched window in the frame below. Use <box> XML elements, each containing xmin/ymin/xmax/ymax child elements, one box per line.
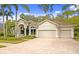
<box><xmin>19</xmin><ymin>24</ymin><xmax>24</xmax><ymax>34</ymax></box>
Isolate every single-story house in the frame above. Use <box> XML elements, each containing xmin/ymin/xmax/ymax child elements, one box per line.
<box><xmin>17</xmin><ymin>19</ymin><xmax>74</xmax><ymax>38</ymax></box>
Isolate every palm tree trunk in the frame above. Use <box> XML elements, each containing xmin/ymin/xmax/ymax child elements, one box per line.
<box><xmin>66</xmin><ymin>15</ymin><xmax>69</xmax><ymax>19</ymax></box>
<box><xmin>1</xmin><ymin>6</ymin><xmax>6</xmax><ymax>39</ymax></box>
<box><xmin>15</xmin><ymin>10</ymin><xmax>17</xmax><ymax>38</ymax></box>
<box><xmin>5</xmin><ymin>15</ymin><xmax>8</xmax><ymax>39</ymax></box>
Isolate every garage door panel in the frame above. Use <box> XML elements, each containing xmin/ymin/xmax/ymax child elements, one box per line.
<box><xmin>60</xmin><ymin>30</ymin><xmax>72</xmax><ymax>38</ymax></box>
<box><xmin>38</xmin><ymin>30</ymin><xmax>56</xmax><ymax>38</ymax></box>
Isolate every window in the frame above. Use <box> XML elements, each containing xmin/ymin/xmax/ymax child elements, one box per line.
<box><xmin>19</xmin><ymin>24</ymin><xmax>24</xmax><ymax>34</ymax></box>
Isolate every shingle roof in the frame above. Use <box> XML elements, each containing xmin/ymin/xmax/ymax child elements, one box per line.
<box><xmin>18</xmin><ymin>19</ymin><xmax>74</xmax><ymax>27</ymax></box>
<box><xmin>51</xmin><ymin>19</ymin><xmax>73</xmax><ymax>25</ymax></box>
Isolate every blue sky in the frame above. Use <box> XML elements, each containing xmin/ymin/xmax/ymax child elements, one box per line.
<box><xmin>0</xmin><ymin>4</ymin><xmax>77</xmax><ymax>22</ymax></box>
<box><xmin>11</xmin><ymin>4</ymin><xmax>66</xmax><ymax>16</ymax></box>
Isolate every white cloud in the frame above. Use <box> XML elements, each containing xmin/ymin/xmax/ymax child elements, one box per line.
<box><xmin>53</xmin><ymin>11</ymin><xmax>61</xmax><ymax>17</ymax></box>
<box><xmin>18</xmin><ymin>12</ymin><xmax>46</xmax><ymax>17</ymax></box>
<box><xmin>75</xmin><ymin>4</ymin><xmax>79</xmax><ymax>9</ymax></box>
<box><xmin>55</xmin><ymin>11</ymin><xmax>61</xmax><ymax>14</ymax></box>
<box><xmin>33</xmin><ymin>14</ymin><xmax>46</xmax><ymax>17</ymax></box>
<box><xmin>69</xmin><ymin>5</ymin><xmax>79</xmax><ymax>11</ymax></box>
<box><xmin>69</xmin><ymin>5</ymin><xmax>77</xmax><ymax>11</ymax></box>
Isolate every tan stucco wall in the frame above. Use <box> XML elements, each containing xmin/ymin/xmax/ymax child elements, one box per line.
<box><xmin>17</xmin><ymin>20</ymin><xmax>27</xmax><ymax>37</ymax></box>
<box><xmin>38</xmin><ymin>21</ymin><xmax>74</xmax><ymax>38</ymax></box>
<box><xmin>17</xmin><ymin>20</ymin><xmax>27</xmax><ymax>28</ymax></box>
<box><xmin>38</xmin><ymin>22</ymin><xmax>57</xmax><ymax>30</ymax></box>
<box><xmin>17</xmin><ymin>20</ymin><xmax>74</xmax><ymax>38</ymax></box>
<box><xmin>38</xmin><ymin>21</ymin><xmax>57</xmax><ymax>38</ymax></box>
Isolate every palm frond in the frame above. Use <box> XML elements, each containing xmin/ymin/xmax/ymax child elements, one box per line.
<box><xmin>49</xmin><ymin>4</ymin><xmax>53</xmax><ymax>12</ymax></box>
<box><xmin>12</xmin><ymin>4</ymin><xmax>18</xmax><ymax>11</ymax></box>
<box><xmin>38</xmin><ymin>4</ymin><xmax>49</xmax><ymax>13</ymax></box>
<box><xmin>62</xmin><ymin>4</ymin><xmax>70</xmax><ymax>10</ymax></box>
<box><xmin>22</xmin><ymin>4</ymin><xmax>30</xmax><ymax>12</ymax></box>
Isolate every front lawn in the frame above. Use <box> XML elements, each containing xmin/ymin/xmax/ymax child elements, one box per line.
<box><xmin>0</xmin><ymin>45</ymin><xmax>6</xmax><ymax>48</ymax></box>
<box><xmin>0</xmin><ymin>37</ymin><xmax>26</xmax><ymax>44</ymax></box>
<box><xmin>0</xmin><ymin>36</ymin><xmax>35</xmax><ymax>44</ymax></box>
<box><xmin>23</xmin><ymin>35</ymin><xmax>36</xmax><ymax>39</ymax></box>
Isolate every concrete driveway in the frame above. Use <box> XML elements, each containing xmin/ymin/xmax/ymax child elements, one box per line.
<box><xmin>0</xmin><ymin>38</ymin><xmax>79</xmax><ymax>54</ymax></box>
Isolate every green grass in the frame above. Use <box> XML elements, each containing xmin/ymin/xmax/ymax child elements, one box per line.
<box><xmin>23</xmin><ymin>35</ymin><xmax>36</xmax><ymax>39</ymax></box>
<box><xmin>0</xmin><ymin>37</ymin><xmax>26</xmax><ymax>44</ymax></box>
<box><xmin>0</xmin><ymin>36</ymin><xmax>35</xmax><ymax>44</ymax></box>
<box><xmin>0</xmin><ymin>45</ymin><xmax>6</xmax><ymax>48</ymax></box>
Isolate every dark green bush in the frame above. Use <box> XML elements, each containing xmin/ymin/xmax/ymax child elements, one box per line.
<box><xmin>0</xmin><ymin>31</ymin><xmax>4</xmax><ymax>36</ymax></box>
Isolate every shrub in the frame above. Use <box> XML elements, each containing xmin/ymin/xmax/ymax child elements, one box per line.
<box><xmin>0</xmin><ymin>31</ymin><xmax>4</xmax><ymax>36</ymax></box>
<box><xmin>7</xmin><ymin>34</ymin><xmax>15</xmax><ymax>37</ymax></box>
<box><xmin>7</xmin><ymin>33</ymin><xmax>15</xmax><ymax>37</ymax></box>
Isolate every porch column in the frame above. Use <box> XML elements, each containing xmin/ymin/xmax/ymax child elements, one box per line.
<box><xmin>71</xmin><ymin>28</ymin><xmax>74</xmax><ymax>38</ymax></box>
<box><xmin>24</xmin><ymin>28</ymin><xmax>26</xmax><ymax>36</ymax></box>
<box><xmin>29</xmin><ymin>26</ymin><xmax>31</xmax><ymax>35</ymax></box>
<box><xmin>36</xmin><ymin>28</ymin><xmax>38</xmax><ymax>37</ymax></box>
<box><xmin>56</xmin><ymin>28</ymin><xmax>59</xmax><ymax>38</ymax></box>
<box><xmin>16</xmin><ymin>27</ymin><xmax>19</xmax><ymax>37</ymax></box>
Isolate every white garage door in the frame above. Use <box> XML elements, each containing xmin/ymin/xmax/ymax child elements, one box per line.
<box><xmin>38</xmin><ymin>30</ymin><xmax>56</xmax><ymax>38</ymax></box>
<box><xmin>60</xmin><ymin>30</ymin><xmax>72</xmax><ymax>38</ymax></box>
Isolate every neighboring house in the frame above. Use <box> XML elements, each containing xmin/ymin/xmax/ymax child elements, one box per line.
<box><xmin>17</xmin><ymin>19</ymin><xmax>74</xmax><ymax>38</ymax></box>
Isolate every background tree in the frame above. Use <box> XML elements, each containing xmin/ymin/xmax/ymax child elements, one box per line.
<box><xmin>62</xmin><ymin>4</ymin><xmax>76</xmax><ymax>19</ymax></box>
<box><xmin>38</xmin><ymin>4</ymin><xmax>53</xmax><ymax>19</ymax></box>
<box><xmin>20</xmin><ymin>13</ymin><xmax>26</xmax><ymax>19</ymax></box>
<box><xmin>1</xmin><ymin>5</ymin><xmax>7</xmax><ymax>39</ymax></box>
<box><xmin>74</xmin><ymin>5</ymin><xmax>79</xmax><ymax>16</ymax></box>
<box><xmin>12</xmin><ymin>4</ymin><xmax>30</xmax><ymax>38</ymax></box>
<box><xmin>0</xmin><ymin>5</ymin><xmax>13</xmax><ymax>39</ymax></box>
<box><xmin>5</xmin><ymin>10</ymin><xmax>14</xmax><ymax>38</ymax></box>
<box><xmin>63</xmin><ymin>10</ymin><xmax>75</xmax><ymax>18</ymax></box>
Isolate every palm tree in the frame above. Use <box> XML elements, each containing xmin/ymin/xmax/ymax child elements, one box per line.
<box><xmin>12</xmin><ymin>4</ymin><xmax>18</xmax><ymax>38</ymax></box>
<box><xmin>5</xmin><ymin>10</ymin><xmax>14</xmax><ymax>38</ymax></box>
<box><xmin>63</xmin><ymin>10</ymin><xmax>75</xmax><ymax>18</ymax></box>
<box><xmin>0</xmin><ymin>4</ymin><xmax>14</xmax><ymax>39</ymax></box>
<box><xmin>39</xmin><ymin>4</ymin><xmax>49</xmax><ymax>13</ymax></box>
<box><xmin>1</xmin><ymin>5</ymin><xmax>6</xmax><ymax>39</ymax></box>
<box><xmin>62</xmin><ymin>4</ymin><xmax>71</xmax><ymax>19</ymax></box>
<box><xmin>12</xmin><ymin>4</ymin><xmax>30</xmax><ymax>38</ymax></box>
<box><xmin>38</xmin><ymin>4</ymin><xmax>53</xmax><ymax>19</ymax></box>
<box><xmin>62</xmin><ymin>4</ymin><xmax>70</xmax><ymax>11</ymax></box>
<box><xmin>62</xmin><ymin>4</ymin><xmax>76</xmax><ymax>19</ymax></box>
<box><xmin>39</xmin><ymin>4</ymin><xmax>53</xmax><ymax>13</ymax></box>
